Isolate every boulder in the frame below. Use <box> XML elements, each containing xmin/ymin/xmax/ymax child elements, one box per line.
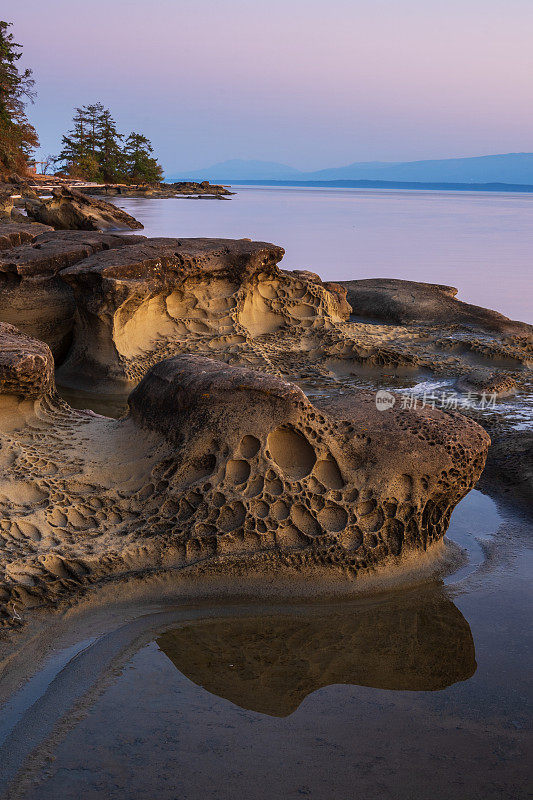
<box><xmin>339</xmin><ymin>277</ymin><xmax>532</xmax><ymax>336</ymax></box>
<box><xmin>129</xmin><ymin>354</ymin><xmax>489</xmax><ymax>568</ymax></box>
<box><xmin>25</xmin><ymin>186</ymin><xmax>144</xmax><ymax>231</ymax></box>
<box><xmin>0</xmin><ymin>322</ymin><xmax>55</xmax><ymax>399</ymax></box>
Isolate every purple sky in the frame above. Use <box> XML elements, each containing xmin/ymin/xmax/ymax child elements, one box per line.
<box><xmin>10</xmin><ymin>0</ymin><xmax>533</xmax><ymax>175</ymax></box>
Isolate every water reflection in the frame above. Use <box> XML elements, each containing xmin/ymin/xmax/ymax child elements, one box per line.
<box><xmin>157</xmin><ymin>587</ymin><xmax>476</xmax><ymax>717</ymax></box>
<box><xmin>56</xmin><ymin>382</ymin><xmax>130</xmax><ymax>418</ymax></box>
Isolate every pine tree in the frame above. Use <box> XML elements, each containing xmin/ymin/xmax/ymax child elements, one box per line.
<box><xmin>84</xmin><ymin>102</ymin><xmax>104</xmax><ymax>157</ymax></box>
<box><xmin>57</xmin><ymin>104</ymin><xmax>163</xmax><ymax>184</ymax></box>
<box><xmin>0</xmin><ymin>20</ymin><xmax>39</xmax><ymax>176</ymax></box>
<box><xmin>95</xmin><ymin>108</ymin><xmax>124</xmax><ymax>182</ymax></box>
<box><xmin>123</xmin><ymin>132</ymin><xmax>163</xmax><ymax>184</ymax></box>
<box><xmin>58</xmin><ymin>106</ymin><xmax>101</xmax><ymax>180</ymax></box>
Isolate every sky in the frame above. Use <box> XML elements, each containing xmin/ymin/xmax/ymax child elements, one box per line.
<box><xmin>9</xmin><ymin>0</ymin><xmax>533</xmax><ymax>176</ymax></box>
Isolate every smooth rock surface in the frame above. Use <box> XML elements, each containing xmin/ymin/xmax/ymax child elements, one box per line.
<box><xmin>340</xmin><ymin>277</ymin><xmax>531</xmax><ymax>335</ymax></box>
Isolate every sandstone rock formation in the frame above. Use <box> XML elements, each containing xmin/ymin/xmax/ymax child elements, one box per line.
<box><xmin>0</xmin><ymin>322</ymin><xmax>55</xmax><ymax>398</ymax></box>
<box><xmin>0</xmin><ymin>227</ymin><xmax>146</xmax><ymax>359</ymax></box>
<box><xmin>129</xmin><ymin>354</ymin><xmax>489</xmax><ymax>562</ymax></box>
<box><xmin>25</xmin><ymin>187</ymin><xmax>143</xmax><ymax>231</ymax></box>
<box><xmin>0</xmin><ymin>187</ymin><xmax>16</xmax><ymax>221</ymax></box>
<box><xmin>0</xmin><ymin>221</ymin><xmax>53</xmax><ymax>250</ymax></box>
<box><xmin>57</xmin><ymin>237</ymin><xmax>351</xmax><ymax>385</ymax></box>
<box><xmin>455</xmin><ymin>369</ymin><xmax>517</xmax><ymax>398</ymax></box>
<box><xmin>0</xmin><ymin>325</ymin><xmax>489</xmax><ymax>630</ymax></box>
<box><xmin>0</xmin><ymin>224</ymin><xmax>529</xmax><ymax>515</ymax></box>
<box><xmin>340</xmin><ymin>277</ymin><xmax>531</xmax><ymax>336</ymax></box>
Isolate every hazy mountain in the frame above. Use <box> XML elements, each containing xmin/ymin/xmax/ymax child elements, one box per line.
<box><xmin>307</xmin><ymin>153</ymin><xmax>533</xmax><ymax>183</ymax></box>
<box><xmin>173</xmin><ymin>153</ymin><xmax>533</xmax><ymax>184</ymax></box>
<box><xmin>175</xmin><ymin>159</ymin><xmax>303</xmax><ymax>181</ymax></box>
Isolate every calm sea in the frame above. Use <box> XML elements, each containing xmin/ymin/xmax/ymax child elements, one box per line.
<box><xmin>113</xmin><ymin>186</ymin><xmax>533</xmax><ymax>324</ymax></box>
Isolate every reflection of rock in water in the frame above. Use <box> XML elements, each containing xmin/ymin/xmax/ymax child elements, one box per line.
<box><xmin>156</xmin><ymin>589</ymin><xmax>476</xmax><ymax>717</ymax></box>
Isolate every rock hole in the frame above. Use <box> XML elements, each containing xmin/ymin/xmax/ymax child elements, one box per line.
<box><xmin>225</xmin><ymin>459</ymin><xmax>251</xmax><ymax>484</ymax></box>
<box><xmin>240</xmin><ymin>435</ymin><xmax>260</xmax><ymax>459</ymax></box>
<box><xmin>267</xmin><ymin>425</ymin><xmax>316</xmax><ymax>480</ymax></box>
<box><xmin>313</xmin><ymin>456</ymin><xmax>344</xmax><ymax>489</ymax></box>
<box><xmin>291</xmin><ymin>504</ymin><xmax>322</xmax><ymax>536</ymax></box>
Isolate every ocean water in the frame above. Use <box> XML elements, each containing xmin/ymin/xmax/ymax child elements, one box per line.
<box><xmin>112</xmin><ymin>186</ymin><xmax>533</xmax><ymax>324</ymax></box>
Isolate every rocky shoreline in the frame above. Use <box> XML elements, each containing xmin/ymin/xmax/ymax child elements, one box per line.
<box><xmin>0</xmin><ymin>191</ymin><xmax>531</xmax><ymax>635</ymax></box>
<box><xmin>2</xmin><ymin>173</ymin><xmax>234</xmax><ymax>201</ymax></box>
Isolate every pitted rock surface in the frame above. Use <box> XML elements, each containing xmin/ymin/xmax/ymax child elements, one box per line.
<box><xmin>0</xmin><ymin>342</ymin><xmax>488</xmax><ymax>629</ymax></box>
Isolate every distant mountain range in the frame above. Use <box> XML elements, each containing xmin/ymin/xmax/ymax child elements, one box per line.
<box><xmin>172</xmin><ymin>153</ymin><xmax>533</xmax><ymax>185</ymax></box>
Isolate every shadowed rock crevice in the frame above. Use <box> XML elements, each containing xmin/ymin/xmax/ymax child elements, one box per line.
<box><xmin>55</xmin><ymin>237</ymin><xmax>350</xmax><ymax>385</ymax></box>
<box><xmin>0</xmin><ymin>230</ymin><xmax>146</xmax><ymax>360</ymax></box>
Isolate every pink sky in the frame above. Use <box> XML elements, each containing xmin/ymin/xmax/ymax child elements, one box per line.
<box><xmin>10</xmin><ymin>0</ymin><xmax>533</xmax><ymax>174</ymax></box>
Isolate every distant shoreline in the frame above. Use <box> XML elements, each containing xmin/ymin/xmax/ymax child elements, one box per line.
<box><xmin>183</xmin><ymin>179</ymin><xmax>533</xmax><ymax>193</ymax></box>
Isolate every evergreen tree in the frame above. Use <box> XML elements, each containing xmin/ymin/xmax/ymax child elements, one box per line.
<box><xmin>57</xmin><ymin>103</ymin><xmax>163</xmax><ymax>184</ymax></box>
<box><xmin>123</xmin><ymin>132</ymin><xmax>163</xmax><ymax>184</ymax></box>
<box><xmin>84</xmin><ymin>102</ymin><xmax>104</xmax><ymax>157</ymax></box>
<box><xmin>0</xmin><ymin>20</ymin><xmax>39</xmax><ymax>176</ymax></box>
<box><xmin>58</xmin><ymin>105</ymin><xmax>101</xmax><ymax>180</ymax></box>
<box><xmin>95</xmin><ymin>108</ymin><xmax>124</xmax><ymax>182</ymax></box>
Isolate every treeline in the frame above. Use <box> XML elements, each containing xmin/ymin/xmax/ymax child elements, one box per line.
<box><xmin>0</xmin><ymin>21</ymin><xmax>39</xmax><ymax>176</ymax></box>
<box><xmin>58</xmin><ymin>102</ymin><xmax>163</xmax><ymax>184</ymax></box>
<box><xmin>0</xmin><ymin>19</ymin><xmax>164</xmax><ymax>183</ymax></box>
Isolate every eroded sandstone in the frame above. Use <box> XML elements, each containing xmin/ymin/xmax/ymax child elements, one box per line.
<box><xmin>0</xmin><ymin>327</ymin><xmax>489</xmax><ymax>630</ymax></box>
<box><xmin>0</xmin><ymin>224</ymin><xmax>529</xmax><ymax>515</ymax></box>
<box><xmin>57</xmin><ymin>237</ymin><xmax>350</xmax><ymax>385</ymax></box>
<box><xmin>0</xmin><ymin>228</ymin><xmax>146</xmax><ymax>359</ymax></box>
<box><xmin>0</xmin><ymin>322</ymin><xmax>55</xmax><ymax>398</ymax></box>
<box><xmin>0</xmin><ymin>221</ymin><xmax>53</xmax><ymax>251</ymax></box>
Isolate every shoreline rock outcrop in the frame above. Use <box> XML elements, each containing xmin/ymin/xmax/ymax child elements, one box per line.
<box><xmin>0</xmin><ymin>212</ymin><xmax>531</xmax><ymax>634</ymax></box>
<box><xmin>0</xmin><ymin>221</ymin><xmax>53</xmax><ymax>250</ymax></box>
<box><xmin>0</xmin><ymin>221</ymin><xmax>529</xmax><ymax>516</ymax></box>
<box><xmin>340</xmin><ymin>277</ymin><xmax>531</xmax><ymax>336</ymax></box>
<box><xmin>82</xmin><ymin>180</ymin><xmax>234</xmax><ymax>199</ymax></box>
<box><xmin>57</xmin><ymin>237</ymin><xmax>350</xmax><ymax>384</ymax></box>
<box><xmin>25</xmin><ymin>187</ymin><xmax>144</xmax><ymax>232</ymax></box>
<box><xmin>0</xmin><ymin>325</ymin><xmax>489</xmax><ymax>630</ymax></box>
<box><xmin>0</xmin><ymin>228</ymin><xmax>147</xmax><ymax>359</ymax></box>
